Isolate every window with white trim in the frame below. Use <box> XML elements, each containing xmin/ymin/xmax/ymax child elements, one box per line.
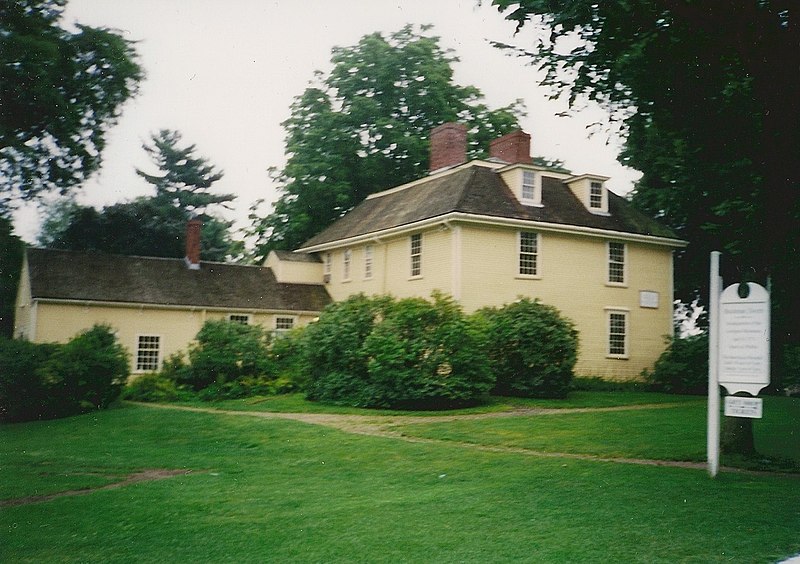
<box><xmin>590</xmin><ymin>181</ymin><xmax>603</xmax><ymax>209</ymax></box>
<box><xmin>522</xmin><ymin>170</ymin><xmax>536</xmax><ymax>201</ymax></box>
<box><xmin>410</xmin><ymin>233</ymin><xmax>422</xmax><ymax>277</ymax></box>
<box><xmin>364</xmin><ymin>244</ymin><xmax>373</xmax><ymax>279</ymax></box>
<box><xmin>608</xmin><ymin>242</ymin><xmax>626</xmax><ymax>284</ymax></box>
<box><xmin>343</xmin><ymin>249</ymin><xmax>352</xmax><ymax>280</ymax></box>
<box><xmin>275</xmin><ymin>316</ymin><xmax>295</xmax><ymax>333</ymax></box>
<box><xmin>607</xmin><ymin>311</ymin><xmax>629</xmax><ymax>357</ymax></box>
<box><xmin>324</xmin><ymin>253</ymin><xmax>332</xmax><ymax>276</ymax></box>
<box><xmin>228</xmin><ymin>314</ymin><xmax>251</xmax><ymax>325</ymax></box>
<box><xmin>518</xmin><ymin>231</ymin><xmax>539</xmax><ymax>276</ymax></box>
<box><xmin>136</xmin><ymin>335</ymin><xmax>161</xmax><ymax>372</ymax></box>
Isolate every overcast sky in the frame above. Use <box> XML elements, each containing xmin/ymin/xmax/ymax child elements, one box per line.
<box><xmin>13</xmin><ymin>0</ymin><xmax>641</xmax><ymax>243</ymax></box>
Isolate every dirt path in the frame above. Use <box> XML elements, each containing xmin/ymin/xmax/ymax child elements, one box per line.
<box><xmin>134</xmin><ymin>401</ymin><xmax>786</xmax><ymax>476</ymax></box>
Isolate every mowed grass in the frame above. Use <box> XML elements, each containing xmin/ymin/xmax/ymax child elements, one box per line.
<box><xmin>1</xmin><ymin>396</ymin><xmax>799</xmax><ymax>563</ymax></box>
<box><xmin>394</xmin><ymin>395</ymin><xmax>800</xmax><ymax>467</ymax></box>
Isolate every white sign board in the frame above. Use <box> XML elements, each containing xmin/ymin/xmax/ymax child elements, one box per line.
<box><xmin>718</xmin><ymin>282</ymin><xmax>770</xmax><ymax>395</ymax></box>
<box><xmin>724</xmin><ymin>396</ymin><xmax>763</xmax><ymax>419</ymax></box>
<box><xmin>639</xmin><ymin>291</ymin><xmax>659</xmax><ymax>309</ymax></box>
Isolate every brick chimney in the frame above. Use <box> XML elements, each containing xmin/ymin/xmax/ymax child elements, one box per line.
<box><xmin>185</xmin><ymin>218</ymin><xmax>201</xmax><ymax>270</ymax></box>
<box><xmin>429</xmin><ymin>122</ymin><xmax>467</xmax><ymax>173</ymax></box>
<box><xmin>489</xmin><ymin>129</ymin><xmax>531</xmax><ymax>164</ymax></box>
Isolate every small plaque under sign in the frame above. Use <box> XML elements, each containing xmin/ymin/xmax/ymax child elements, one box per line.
<box><xmin>724</xmin><ymin>396</ymin><xmax>763</xmax><ymax>419</ymax></box>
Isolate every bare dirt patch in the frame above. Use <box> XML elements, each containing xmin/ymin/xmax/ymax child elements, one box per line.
<box><xmin>1</xmin><ymin>469</ymin><xmax>193</xmax><ymax>508</ymax></box>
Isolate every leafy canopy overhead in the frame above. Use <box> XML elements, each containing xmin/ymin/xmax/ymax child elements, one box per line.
<box><xmin>249</xmin><ymin>25</ymin><xmax>525</xmax><ymax>259</ymax></box>
<box><xmin>0</xmin><ymin>0</ymin><xmax>143</xmax><ymax>211</ymax></box>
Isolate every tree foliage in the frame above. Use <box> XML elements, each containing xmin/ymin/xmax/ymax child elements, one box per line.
<box><xmin>137</xmin><ymin>129</ymin><xmax>233</xmax><ymax>215</ymax></box>
<box><xmin>492</xmin><ymin>1</ymin><xmax>800</xmax><ymax>370</ymax></box>
<box><xmin>249</xmin><ymin>25</ymin><xmax>524</xmax><ymax>259</ymax></box>
<box><xmin>0</xmin><ymin>0</ymin><xmax>143</xmax><ymax>210</ymax></box>
<box><xmin>0</xmin><ymin>217</ymin><xmax>24</xmax><ymax>337</ymax></box>
<box><xmin>38</xmin><ymin>130</ymin><xmax>242</xmax><ymax>261</ymax></box>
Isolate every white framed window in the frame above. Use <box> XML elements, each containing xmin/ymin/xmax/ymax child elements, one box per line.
<box><xmin>323</xmin><ymin>252</ymin><xmax>332</xmax><ymax>282</ymax></box>
<box><xmin>518</xmin><ymin>231</ymin><xmax>539</xmax><ymax>276</ymax></box>
<box><xmin>136</xmin><ymin>335</ymin><xmax>161</xmax><ymax>372</ymax></box>
<box><xmin>607</xmin><ymin>310</ymin><xmax>629</xmax><ymax>358</ymax></box>
<box><xmin>608</xmin><ymin>242</ymin><xmax>626</xmax><ymax>285</ymax></box>
<box><xmin>590</xmin><ymin>181</ymin><xmax>603</xmax><ymax>209</ymax></box>
<box><xmin>228</xmin><ymin>314</ymin><xmax>251</xmax><ymax>325</ymax></box>
<box><xmin>520</xmin><ymin>170</ymin><xmax>542</xmax><ymax>205</ymax></box>
<box><xmin>364</xmin><ymin>244</ymin><xmax>373</xmax><ymax>279</ymax></box>
<box><xmin>274</xmin><ymin>316</ymin><xmax>296</xmax><ymax>334</ymax></box>
<box><xmin>343</xmin><ymin>249</ymin><xmax>352</xmax><ymax>281</ymax></box>
<box><xmin>410</xmin><ymin>233</ymin><xmax>422</xmax><ymax>277</ymax></box>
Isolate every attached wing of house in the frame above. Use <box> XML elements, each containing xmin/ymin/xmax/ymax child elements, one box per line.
<box><xmin>15</xmin><ymin>247</ymin><xmax>331</xmax><ymax>373</ymax></box>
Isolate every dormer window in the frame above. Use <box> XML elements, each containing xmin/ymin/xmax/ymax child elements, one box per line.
<box><xmin>518</xmin><ymin>169</ymin><xmax>542</xmax><ymax>206</ymax></box>
<box><xmin>522</xmin><ymin>171</ymin><xmax>536</xmax><ymax>201</ymax></box>
<box><xmin>566</xmin><ymin>174</ymin><xmax>610</xmax><ymax>214</ymax></box>
<box><xmin>590</xmin><ymin>182</ymin><xmax>603</xmax><ymax>209</ymax></box>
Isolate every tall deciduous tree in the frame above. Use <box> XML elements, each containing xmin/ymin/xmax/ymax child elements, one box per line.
<box><xmin>0</xmin><ymin>217</ymin><xmax>24</xmax><ymax>337</ymax></box>
<box><xmin>249</xmin><ymin>25</ymin><xmax>524</xmax><ymax>259</ymax></box>
<box><xmin>0</xmin><ymin>0</ymin><xmax>143</xmax><ymax>210</ymax></box>
<box><xmin>492</xmin><ymin>1</ymin><xmax>800</xmax><ymax>382</ymax></box>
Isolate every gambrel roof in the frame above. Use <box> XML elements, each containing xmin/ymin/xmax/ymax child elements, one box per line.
<box><xmin>25</xmin><ymin>248</ymin><xmax>331</xmax><ymax>313</ymax></box>
<box><xmin>299</xmin><ymin>164</ymin><xmax>681</xmax><ymax>250</ymax></box>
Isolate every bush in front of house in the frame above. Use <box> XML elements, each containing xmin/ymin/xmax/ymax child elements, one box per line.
<box><xmin>642</xmin><ymin>333</ymin><xmax>708</xmax><ymax>395</ymax></box>
<box><xmin>303</xmin><ymin>294</ymin><xmax>391</xmax><ymax>405</ymax></box>
<box><xmin>363</xmin><ymin>294</ymin><xmax>493</xmax><ymax>409</ymax></box>
<box><xmin>476</xmin><ymin>298</ymin><xmax>579</xmax><ymax>399</ymax></box>
<box><xmin>0</xmin><ymin>339</ymin><xmax>61</xmax><ymax>422</ymax></box>
<box><xmin>39</xmin><ymin>324</ymin><xmax>130</xmax><ymax>416</ymax></box>
<box><xmin>183</xmin><ymin>320</ymin><xmax>273</xmax><ymax>393</ymax></box>
<box><xmin>304</xmin><ymin>293</ymin><xmax>492</xmax><ymax>409</ymax></box>
<box><xmin>268</xmin><ymin>326</ymin><xmax>309</xmax><ymax>392</ymax></box>
<box><xmin>122</xmin><ymin>372</ymin><xmax>181</xmax><ymax>402</ymax></box>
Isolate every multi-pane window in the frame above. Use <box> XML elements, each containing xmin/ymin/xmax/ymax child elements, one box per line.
<box><xmin>275</xmin><ymin>317</ymin><xmax>295</xmax><ymax>333</ymax></box>
<box><xmin>522</xmin><ymin>170</ymin><xmax>536</xmax><ymax>202</ymax></box>
<box><xmin>324</xmin><ymin>253</ymin><xmax>332</xmax><ymax>277</ymax></box>
<box><xmin>136</xmin><ymin>335</ymin><xmax>160</xmax><ymax>372</ymax></box>
<box><xmin>608</xmin><ymin>311</ymin><xmax>628</xmax><ymax>357</ymax></box>
<box><xmin>343</xmin><ymin>249</ymin><xmax>352</xmax><ymax>280</ymax></box>
<box><xmin>228</xmin><ymin>314</ymin><xmax>250</xmax><ymax>325</ymax></box>
<box><xmin>590</xmin><ymin>181</ymin><xmax>603</xmax><ymax>209</ymax></box>
<box><xmin>364</xmin><ymin>244</ymin><xmax>373</xmax><ymax>279</ymax></box>
<box><xmin>519</xmin><ymin>231</ymin><xmax>539</xmax><ymax>276</ymax></box>
<box><xmin>410</xmin><ymin>233</ymin><xmax>422</xmax><ymax>277</ymax></box>
<box><xmin>608</xmin><ymin>242</ymin><xmax>626</xmax><ymax>284</ymax></box>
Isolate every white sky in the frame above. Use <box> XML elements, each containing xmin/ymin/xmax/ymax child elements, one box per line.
<box><xmin>12</xmin><ymin>0</ymin><xmax>641</xmax><ymax>243</ymax></box>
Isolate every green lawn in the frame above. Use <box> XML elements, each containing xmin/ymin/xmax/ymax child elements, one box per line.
<box><xmin>2</xmin><ymin>395</ymin><xmax>799</xmax><ymax>563</ymax></box>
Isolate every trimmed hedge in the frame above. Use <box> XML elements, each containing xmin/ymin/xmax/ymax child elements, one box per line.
<box><xmin>476</xmin><ymin>298</ymin><xmax>578</xmax><ymax>399</ymax></box>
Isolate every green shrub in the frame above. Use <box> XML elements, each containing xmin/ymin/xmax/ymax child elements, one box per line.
<box><xmin>303</xmin><ymin>294</ymin><xmax>391</xmax><ymax>404</ymax></box>
<box><xmin>39</xmin><ymin>324</ymin><xmax>130</xmax><ymax>416</ymax></box>
<box><xmin>184</xmin><ymin>320</ymin><xmax>272</xmax><ymax>391</ymax></box>
<box><xmin>571</xmin><ymin>377</ymin><xmax>649</xmax><ymax>392</ymax></box>
<box><xmin>643</xmin><ymin>333</ymin><xmax>708</xmax><ymax>395</ymax></box>
<box><xmin>363</xmin><ymin>294</ymin><xmax>493</xmax><ymax>409</ymax></box>
<box><xmin>0</xmin><ymin>339</ymin><xmax>61</xmax><ymax>422</ymax></box>
<box><xmin>123</xmin><ymin>372</ymin><xmax>180</xmax><ymax>402</ymax></box>
<box><xmin>269</xmin><ymin>327</ymin><xmax>308</xmax><ymax>391</ymax></box>
<box><xmin>476</xmin><ymin>298</ymin><xmax>578</xmax><ymax>399</ymax></box>
<box><xmin>304</xmin><ymin>293</ymin><xmax>492</xmax><ymax>409</ymax></box>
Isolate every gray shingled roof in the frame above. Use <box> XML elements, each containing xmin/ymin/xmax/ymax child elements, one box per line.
<box><xmin>299</xmin><ymin>165</ymin><xmax>679</xmax><ymax>249</ymax></box>
<box><xmin>26</xmin><ymin>248</ymin><xmax>331</xmax><ymax>312</ymax></box>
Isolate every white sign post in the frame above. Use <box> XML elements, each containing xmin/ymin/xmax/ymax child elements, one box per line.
<box><xmin>707</xmin><ymin>252</ymin><xmax>770</xmax><ymax>478</ymax></box>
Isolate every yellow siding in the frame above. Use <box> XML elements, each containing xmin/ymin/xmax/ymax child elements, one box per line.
<box><xmin>28</xmin><ymin>302</ymin><xmax>317</xmax><ymax>375</ymax></box>
<box><xmin>324</xmin><ymin>228</ymin><xmax>454</xmax><ymax>302</ymax></box>
<box><xmin>458</xmin><ymin>224</ymin><xmax>673</xmax><ymax>380</ymax></box>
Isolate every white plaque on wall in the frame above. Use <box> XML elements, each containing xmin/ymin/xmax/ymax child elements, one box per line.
<box><xmin>639</xmin><ymin>291</ymin><xmax>659</xmax><ymax>309</ymax></box>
